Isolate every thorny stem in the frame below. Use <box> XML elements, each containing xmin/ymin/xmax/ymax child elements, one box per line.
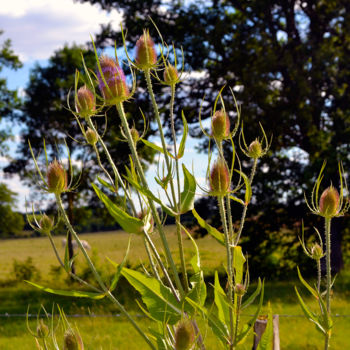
<box><xmin>233</xmin><ymin>296</ymin><xmax>242</xmax><ymax>348</ymax></box>
<box><xmin>235</xmin><ymin>158</ymin><xmax>258</xmax><ymax>245</ymax></box>
<box><xmin>87</xmin><ymin>117</ymin><xmax>137</xmax><ymax>216</ymax></box>
<box><xmin>317</xmin><ymin>259</ymin><xmax>321</xmax><ymax>293</ymax></box>
<box><xmin>143</xmin><ymin>236</ymin><xmax>161</xmax><ymax>281</ymax></box>
<box><xmin>56</xmin><ymin>194</ymin><xmax>156</xmax><ymax>349</ymax></box>
<box><xmin>116</xmin><ymin>101</ymin><xmax>185</xmax><ymax>298</ymax></box>
<box><xmin>324</xmin><ymin>217</ymin><xmax>332</xmax><ymax>350</ymax></box>
<box><xmin>169</xmin><ymin>83</ymin><xmax>189</xmax><ymax>292</ymax></box>
<box><xmin>218</xmin><ymin>195</ymin><xmax>234</xmax><ymax>349</ymax></box>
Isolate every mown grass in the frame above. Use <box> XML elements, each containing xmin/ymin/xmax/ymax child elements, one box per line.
<box><xmin>1</xmin><ymin>227</ymin><xmax>350</xmax><ymax>349</ymax></box>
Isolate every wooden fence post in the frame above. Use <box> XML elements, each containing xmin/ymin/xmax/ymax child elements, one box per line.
<box><xmin>252</xmin><ymin>314</ymin><xmax>280</xmax><ymax>350</ymax></box>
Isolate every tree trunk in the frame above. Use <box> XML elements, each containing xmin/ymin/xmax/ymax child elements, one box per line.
<box><xmin>67</xmin><ymin>191</ymin><xmax>75</xmax><ymax>276</ymax></box>
<box><xmin>252</xmin><ymin>315</ymin><xmax>280</xmax><ymax>350</ymax></box>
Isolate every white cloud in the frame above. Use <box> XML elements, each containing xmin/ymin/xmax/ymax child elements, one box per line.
<box><xmin>0</xmin><ymin>0</ymin><xmax>122</xmax><ymax>61</ymax></box>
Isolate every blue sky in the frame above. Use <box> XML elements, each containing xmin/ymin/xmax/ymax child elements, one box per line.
<box><xmin>0</xmin><ymin>0</ymin><xmax>209</xmax><ymax>211</ymax></box>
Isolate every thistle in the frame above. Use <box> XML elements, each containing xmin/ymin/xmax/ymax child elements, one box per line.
<box><xmin>135</xmin><ymin>30</ymin><xmax>157</xmax><ymax>70</ymax></box>
<box><xmin>97</xmin><ymin>56</ymin><xmax>130</xmax><ymax>104</ymax></box>
<box><xmin>248</xmin><ymin>139</ymin><xmax>263</xmax><ymax>159</ymax></box>
<box><xmin>39</xmin><ymin>214</ymin><xmax>54</xmax><ymax>233</ymax></box>
<box><xmin>75</xmin><ymin>85</ymin><xmax>95</xmax><ymax>119</ymax></box>
<box><xmin>163</xmin><ymin>63</ymin><xmax>179</xmax><ymax>85</ymax></box>
<box><xmin>47</xmin><ymin>160</ymin><xmax>67</xmax><ymax>194</ymax></box>
<box><xmin>209</xmin><ymin>159</ymin><xmax>230</xmax><ymax>196</ymax></box>
<box><xmin>211</xmin><ymin>109</ymin><xmax>230</xmax><ymax>141</ymax></box>
<box><xmin>85</xmin><ymin>127</ymin><xmax>98</xmax><ymax>146</ymax></box>
<box><xmin>174</xmin><ymin>321</ymin><xmax>195</xmax><ymax>350</ymax></box>
<box><xmin>36</xmin><ymin>319</ymin><xmax>49</xmax><ymax>338</ymax></box>
<box><xmin>63</xmin><ymin>329</ymin><xmax>84</xmax><ymax>350</ymax></box>
<box><xmin>319</xmin><ymin>186</ymin><xmax>340</xmax><ymax>218</ymax></box>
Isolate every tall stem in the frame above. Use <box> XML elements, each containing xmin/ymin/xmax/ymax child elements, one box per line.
<box><xmin>56</xmin><ymin>194</ymin><xmax>156</xmax><ymax>349</ymax></box>
<box><xmin>233</xmin><ymin>296</ymin><xmax>242</xmax><ymax>348</ymax></box>
<box><xmin>218</xmin><ymin>196</ymin><xmax>234</xmax><ymax>349</ymax></box>
<box><xmin>235</xmin><ymin>158</ymin><xmax>258</xmax><ymax>245</ymax></box>
<box><xmin>116</xmin><ymin>101</ymin><xmax>184</xmax><ymax>297</ymax></box>
<box><xmin>325</xmin><ymin>218</ymin><xmax>331</xmax><ymax>313</ymax></box>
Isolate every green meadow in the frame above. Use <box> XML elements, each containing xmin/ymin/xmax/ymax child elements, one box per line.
<box><xmin>1</xmin><ymin>227</ymin><xmax>349</xmax><ymax>349</ymax></box>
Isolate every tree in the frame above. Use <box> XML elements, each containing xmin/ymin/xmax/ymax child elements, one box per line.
<box><xmin>78</xmin><ymin>0</ymin><xmax>350</xmax><ymax>274</ymax></box>
<box><xmin>4</xmin><ymin>44</ymin><xmax>155</xmax><ymax>272</ymax></box>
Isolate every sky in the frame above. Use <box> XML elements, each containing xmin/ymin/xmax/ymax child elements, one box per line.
<box><xmin>0</xmin><ymin>0</ymin><xmax>209</xmax><ymax>212</ymax></box>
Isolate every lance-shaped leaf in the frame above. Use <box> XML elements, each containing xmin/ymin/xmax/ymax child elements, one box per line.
<box><xmin>235</xmin><ymin>281</ymin><xmax>264</xmax><ymax>345</ymax></box>
<box><xmin>121</xmin><ymin>267</ymin><xmax>182</xmax><ymax>325</ymax></box>
<box><xmin>26</xmin><ymin>281</ymin><xmax>106</xmax><ymax>299</ymax></box>
<box><xmin>234</xmin><ymin>169</ymin><xmax>252</xmax><ymax>205</ymax></box>
<box><xmin>297</xmin><ymin>266</ymin><xmax>318</xmax><ymax>299</ymax></box>
<box><xmin>180</xmin><ymin>164</ymin><xmax>196</xmax><ymax>213</ymax></box>
<box><xmin>141</xmin><ymin>139</ymin><xmax>174</xmax><ymax>158</ymax></box>
<box><xmin>92</xmin><ymin>183</ymin><xmax>144</xmax><ymax>234</ymax></box>
<box><xmin>177</xmin><ymin>111</ymin><xmax>188</xmax><ymax>159</ymax></box>
<box><xmin>214</xmin><ymin>271</ymin><xmax>231</xmax><ymax>326</ymax></box>
<box><xmin>315</xmin><ymin>288</ymin><xmax>333</xmax><ymax>333</ymax></box>
<box><xmin>241</xmin><ymin>278</ymin><xmax>262</xmax><ymax>309</ymax></box>
<box><xmin>257</xmin><ymin>302</ymin><xmax>273</xmax><ymax>350</ymax></box>
<box><xmin>97</xmin><ymin>176</ymin><xmax>116</xmax><ymax>193</ymax></box>
<box><xmin>232</xmin><ymin>246</ymin><xmax>246</xmax><ymax>284</ymax></box>
<box><xmin>295</xmin><ymin>286</ymin><xmax>326</xmax><ymax>334</ymax></box>
<box><xmin>192</xmin><ymin>208</ymin><xmax>225</xmax><ymax>245</ymax></box>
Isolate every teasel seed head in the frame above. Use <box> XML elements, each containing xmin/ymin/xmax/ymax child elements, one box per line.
<box><xmin>319</xmin><ymin>186</ymin><xmax>340</xmax><ymax>218</ymax></box>
<box><xmin>47</xmin><ymin>160</ymin><xmax>67</xmax><ymax>194</ymax></box>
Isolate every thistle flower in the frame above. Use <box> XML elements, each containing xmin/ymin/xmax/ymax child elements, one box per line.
<box><xmin>85</xmin><ymin>127</ymin><xmax>98</xmax><ymax>146</ymax></box>
<box><xmin>211</xmin><ymin>109</ymin><xmax>230</xmax><ymax>141</ymax></box>
<box><xmin>63</xmin><ymin>329</ymin><xmax>84</xmax><ymax>350</ymax></box>
<box><xmin>209</xmin><ymin>159</ymin><xmax>230</xmax><ymax>196</ymax></box>
<box><xmin>39</xmin><ymin>214</ymin><xmax>54</xmax><ymax>233</ymax></box>
<box><xmin>97</xmin><ymin>56</ymin><xmax>130</xmax><ymax>104</ymax></box>
<box><xmin>47</xmin><ymin>160</ymin><xmax>67</xmax><ymax>194</ymax></box>
<box><xmin>234</xmin><ymin>283</ymin><xmax>246</xmax><ymax>296</ymax></box>
<box><xmin>163</xmin><ymin>63</ymin><xmax>179</xmax><ymax>85</ymax></box>
<box><xmin>135</xmin><ymin>30</ymin><xmax>157</xmax><ymax>70</ymax></box>
<box><xmin>75</xmin><ymin>86</ymin><xmax>95</xmax><ymax>119</ymax></box>
<box><xmin>319</xmin><ymin>186</ymin><xmax>340</xmax><ymax>218</ymax></box>
<box><xmin>248</xmin><ymin>139</ymin><xmax>263</xmax><ymax>159</ymax></box>
<box><xmin>311</xmin><ymin>243</ymin><xmax>324</xmax><ymax>261</ymax></box>
<box><xmin>174</xmin><ymin>321</ymin><xmax>195</xmax><ymax>350</ymax></box>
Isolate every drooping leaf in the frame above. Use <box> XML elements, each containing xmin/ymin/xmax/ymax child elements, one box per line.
<box><xmin>234</xmin><ymin>169</ymin><xmax>252</xmax><ymax>204</ymax></box>
<box><xmin>297</xmin><ymin>266</ymin><xmax>318</xmax><ymax>299</ymax></box>
<box><xmin>121</xmin><ymin>267</ymin><xmax>181</xmax><ymax>325</ymax></box>
<box><xmin>192</xmin><ymin>208</ymin><xmax>224</xmax><ymax>245</ymax></box>
<box><xmin>26</xmin><ymin>281</ymin><xmax>106</xmax><ymax>299</ymax></box>
<box><xmin>97</xmin><ymin>176</ymin><xmax>115</xmax><ymax>193</ymax></box>
<box><xmin>180</xmin><ymin>164</ymin><xmax>196</xmax><ymax>213</ymax></box>
<box><xmin>177</xmin><ymin>111</ymin><xmax>188</xmax><ymax>159</ymax></box>
<box><xmin>241</xmin><ymin>278</ymin><xmax>262</xmax><ymax>309</ymax></box>
<box><xmin>92</xmin><ymin>183</ymin><xmax>144</xmax><ymax>234</ymax></box>
<box><xmin>214</xmin><ymin>271</ymin><xmax>231</xmax><ymax>326</ymax></box>
<box><xmin>141</xmin><ymin>139</ymin><xmax>174</xmax><ymax>158</ymax></box>
<box><xmin>232</xmin><ymin>246</ymin><xmax>246</xmax><ymax>284</ymax></box>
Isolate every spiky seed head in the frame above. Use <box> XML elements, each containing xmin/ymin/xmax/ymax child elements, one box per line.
<box><xmin>163</xmin><ymin>64</ymin><xmax>179</xmax><ymax>85</ymax></box>
<box><xmin>135</xmin><ymin>31</ymin><xmax>157</xmax><ymax>69</ymax></box>
<box><xmin>47</xmin><ymin>160</ymin><xmax>67</xmax><ymax>194</ymax></box>
<box><xmin>97</xmin><ymin>56</ymin><xmax>129</xmax><ymax>103</ymax></box>
<box><xmin>234</xmin><ymin>283</ymin><xmax>246</xmax><ymax>296</ymax></box>
<box><xmin>130</xmin><ymin>127</ymin><xmax>140</xmax><ymax>144</ymax></box>
<box><xmin>311</xmin><ymin>243</ymin><xmax>323</xmax><ymax>260</ymax></box>
<box><xmin>174</xmin><ymin>321</ymin><xmax>195</xmax><ymax>350</ymax></box>
<box><xmin>248</xmin><ymin>139</ymin><xmax>263</xmax><ymax>159</ymax></box>
<box><xmin>63</xmin><ymin>329</ymin><xmax>84</xmax><ymax>350</ymax></box>
<box><xmin>85</xmin><ymin>127</ymin><xmax>98</xmax><ymax>145</ymax></box>
<box><xmin>211</xmin><ymin>110</ymin><xmax>230</xmax><ymax>140</ymax></box>
<box><xmin>76</xmin><ymin>86</ymin><xmax>95</xmax><ymax>118</ymax></box>
<box><xmin>210</xmin><ymin>159</ymin><xmax>230</xmax><ymax>196</ymax></box>
<box><xmin>319</xmin><ymin>186</ymin><xmax>340</xmax><ymax>218</ymax></box>
<box><xmin>36</xmin><ymin>319</ymin><xmax>49</xmax><ymax>338</ymax></box>
<box><xmin>39</xmin><ymin>214</ymin><xmax>54</xmax><ymax>233</ymax></box>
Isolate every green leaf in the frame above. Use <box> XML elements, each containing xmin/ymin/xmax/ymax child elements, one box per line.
<box><xmin>180</xmin><ymin>164</ymin><xmax>196</xmax><ymax>213</ymax></box>
<box><xmin>26</xmin><ymin>281</ymin><xmax>106</xmax><ymax>299</ymax></box>
<box><xmin>192</xmin><ymin>208</ymin><xmax>224</xmax><ymax>245</ymax></box>
<box><xmin>214</xmin><ymin>271</ymin><xmax>231</xmax><ymax>326</ymax></box>
<box><xmin>97</xmin><ymin>176</ymin><xmax>115</xmax><ymax>193</ymax></box>
<box><xmin>177</xmin><ymin>111</ymin><xmax>188</xmax><ymax>159</ymax></box>
<box><xmin>315</xmin><ymin>288</ymin><xmax>333</xmax><ymax>332</ymax></box>
<box><xmin>257</xmin><ymin>302</ymin><xmax>273</xmax><ymax>350</ymax></box>
<box><xmin>92</xmin><ymin>183</ymin><xmax>144</xmax><ymax>234</ymax></box>
<box><xmin>141</xmin><ymin>139</ymin><xmax>174</xmax><ymax>158</ymax></box>
<box><xmin>295</xmin><ymin>286</ymin><xmax>325</xmax><ymax>334</ymax></box>
<box><xmin>232</xmin><ymin>246</ymin><xmax>246</xmax><ymax>284</ymax></box>
<box><xmin>229</xmin><ymin>195</ymin><xmax>245</xmax><ymax>206</ymax></box>
<box><xmin>107</xmin><ymin>238</ymin><xmax>131</xmax><ymax>292</ymax></box>
<box><xmin>297</xmin><ymin>266</ymin><xmax>318</xmax><ymax>299</ymax></box>
<box><xmin>241</xmin><ymin>278</ymin><xmax>262</xmax><ymax>309</ymax></box>
<box><xmin>234</xmin><ymin>169</ymin><xmax>252</xmax><ymax>204</ymax></box>
<box><xmin>121</xmin><ymin>267</ymin><xmax>181</xmax><ymax>325</ymax></box>
<box><xmin>236</xmin><ymin>280</ymin><xmax>264</xmax><ymax>345</ymax></box>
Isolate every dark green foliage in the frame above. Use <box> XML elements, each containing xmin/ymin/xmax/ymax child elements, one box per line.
<box><xmin>12</xmin><ymin>257</ymin><xmax>40</xmax><ymax>282</ymax></box>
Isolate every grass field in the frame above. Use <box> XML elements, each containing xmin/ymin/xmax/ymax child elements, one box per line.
<box><xmin>1</xmin><ymin>227</ymin><xmax>350</xmax><ymax>349</ymax></box>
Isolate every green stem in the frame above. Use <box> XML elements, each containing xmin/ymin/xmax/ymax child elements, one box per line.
<box><xmin>116</xmin><ymin>101</ymin><xmax>184</xmax><ymax>297</ymax></box>
<box><xmin>317</xmin><ymin>259</ymin><xmax>321</xmax><ymax>292</ymax></box>
<box><xmin>143</xmin><ymin>236</ymin><xmax>160</xmax><ymax>280</ymax></box>
<box><xmin>56</xmin><ymin>194</ymin><xmax>155</xmax><ymax>349</ymax></box>
<box><xmin>325</xmin><ymin>218</ymin><xmax>331</xmax><ymax>313</ymax></box>
<box><xmin>42</xmin><ymin>338</ymin><xmax>48</xmax><ymax>350</ymax></box>
<box><xmin>235</xmin><ymin>158</ymin><xmax>258</xmax><ymax>245</ymax></box>
<box><xmin>233</xmin><ymin>296</ymin><xmax>242</xmax><ymax>348</ymax></box>
<box><xmin>87</xmin><ymin>117</ymin><xmax>137</xmax><ymax>216</ymax></box>
<box><xmin>218</xmin><ymin>195</ymin><xmax>234</xmax><ymax>349</ymax></box>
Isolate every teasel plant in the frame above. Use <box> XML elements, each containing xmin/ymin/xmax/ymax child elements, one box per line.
<box><xmin>26</xmin><ymin>20</ymin><xmax>274</xmax><ymax>349</ymax></box>
<box><xmin>296</xmin><ymin>161</ymin><xmax>349</xmax><ymax>350</ymax></box>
